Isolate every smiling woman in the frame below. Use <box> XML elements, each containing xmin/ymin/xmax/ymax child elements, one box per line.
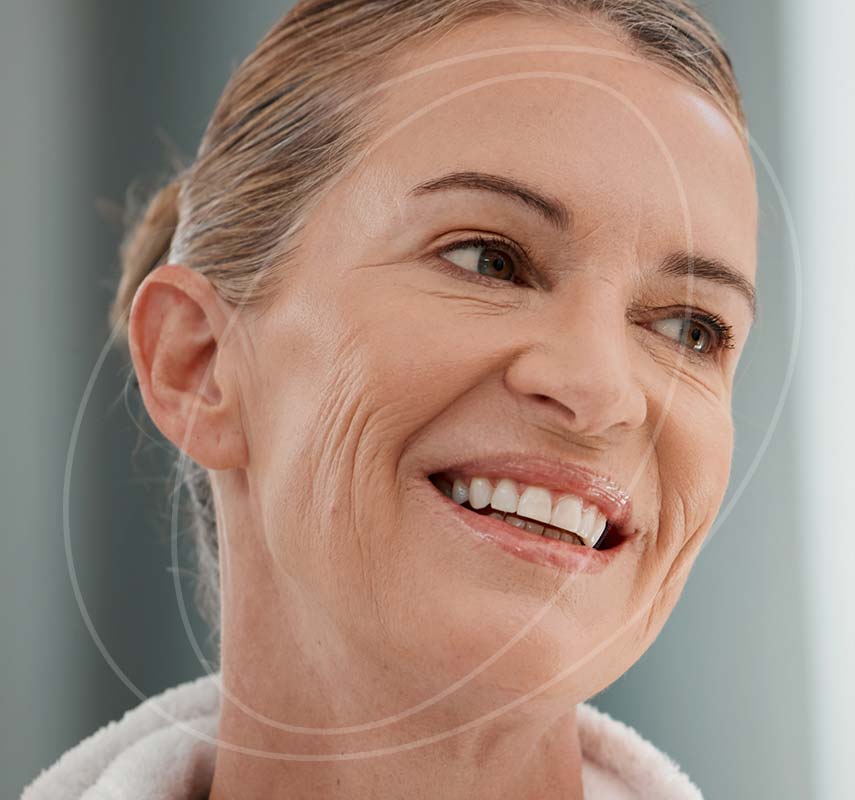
<box><xmin>22</xmin><ymin>1</ymin><xmax>756</xmax><ymax>798</ymax></box>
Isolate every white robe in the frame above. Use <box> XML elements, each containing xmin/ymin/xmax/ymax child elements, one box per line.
<box><xmin>21</xmin><ymin>672</ymin><xmax>703</xmax><ymax>798</ymax></box>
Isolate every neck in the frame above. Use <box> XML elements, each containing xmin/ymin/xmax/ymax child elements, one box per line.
<box><xmin>209</xmin><ymin>683</ymin><xmax>584</xmax><ymax>800</ymax></box>
<box><xmin>207</xmin><ymin>503</ymin><xmax>586</xmax><ymax>800</ymax></box>
<box><xmin>208</xmin><ymin>596</ymin><xmax>585</xmax><ymax>800</ymax></box>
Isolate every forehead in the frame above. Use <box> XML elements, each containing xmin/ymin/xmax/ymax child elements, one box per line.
<box><xmin>344</xmin><ymin>12</ymin><xmax>757</xmax><ymax>284</ymax></box>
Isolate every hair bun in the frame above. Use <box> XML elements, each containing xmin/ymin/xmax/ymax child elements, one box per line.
<box><xmin>110</xmin><ymin>177</ymin><xmax>183</xmax><ymax>341</ymax></box>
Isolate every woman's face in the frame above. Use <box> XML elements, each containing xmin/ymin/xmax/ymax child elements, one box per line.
<box><xmin>226</xmin><ymin>15</ymin><xmax>757</xmax><ymax>708</ymax></box>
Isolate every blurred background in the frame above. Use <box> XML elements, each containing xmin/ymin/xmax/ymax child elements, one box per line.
<box><xmin>1</xmin><ymin>2</ymin><xmax>852</xmax><ymax>797</ymax></box>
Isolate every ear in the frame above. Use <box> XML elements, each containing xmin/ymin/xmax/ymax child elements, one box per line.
<box><xmin>128</xmin><ymin>263</ymin><xmax>249</xmax><ymax>470</ymax></box>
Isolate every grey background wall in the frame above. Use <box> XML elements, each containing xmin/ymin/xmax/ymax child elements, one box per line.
<box><xmin>0</xmin><ymin>2</ymin><xmax>817</xmax><ymax>797</ymax></box>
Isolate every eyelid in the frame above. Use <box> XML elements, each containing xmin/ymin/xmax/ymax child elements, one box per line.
<box><xmin>433</xmin><ymin>233</ymin><xmax>536</xmax><ymax>286</ymax></box>
<box><xmin>641</xmin><ymin>306</ymin><xmax>736</xmax><ymax>363</ymax></box>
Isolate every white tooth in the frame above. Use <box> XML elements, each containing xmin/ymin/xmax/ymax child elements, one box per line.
<box><xmin>490</xmin><ymin>479</ymin><xmax>519</xmax><ymax>513</ymax></box>
<box><xmin>451</xmin><ymin>478</ymin><xmax>469</xmax><ymax>505</ymax></box>
<box><xmin>590</xmin><ymin>511</ymin><xmax>607</xmax><ymax>546</ymax></box>
<box><xmin>469</xmin><ymin>477</ymin><xmax>493</xmax><ymax>509</ymax></box>
<box><xmin>550</xmin><ymin>495</ymin><xmax>582</xmax><ymax>535</ymax></box>
<box><xmin>523</xmin><ymin>520</ymin><xmax>545</xmax><ymax>534</ymax></box>
<box><xmin>578</xmin><ymin>504</ymin><xmax>600</xmax><ymax>545</ymax></box>
<box><xmin>516</xmin><ymin>486</ymin><xmax>553</xmax><ymax>524</ymax></box>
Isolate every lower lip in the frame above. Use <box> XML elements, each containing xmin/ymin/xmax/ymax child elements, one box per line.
<box><xmin>426</xmin><ymin>479</ymin><xmax>629</xmax><ymax>575</ymax></box>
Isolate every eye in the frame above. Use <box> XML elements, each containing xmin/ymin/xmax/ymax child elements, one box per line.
<box><xmin>649</xmin><ymin>311</ymin><xmax>734</xmax><ymax>356</ymax></box>
<box><xmin>437</xmin><ymin>235</ymin><xmax>526</xmax><ymax>284</ymax></box>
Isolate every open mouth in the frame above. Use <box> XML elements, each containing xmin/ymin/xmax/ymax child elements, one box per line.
<box><xmin>428</xmin><ymin>472</ymin><xmax>626</xmax><ymax>551</ymax></box>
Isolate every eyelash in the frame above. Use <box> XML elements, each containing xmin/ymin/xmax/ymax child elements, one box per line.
<box><xmin>433</xmin><ymin>234</ymin><xmax>736</xmax><ymax>360</ymax></box>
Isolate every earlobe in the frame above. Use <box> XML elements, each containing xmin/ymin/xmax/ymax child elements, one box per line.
<box><xmin>128</xmin><ymin>264</ymin><xmax>249</xmax><ymax>470</ymax></box>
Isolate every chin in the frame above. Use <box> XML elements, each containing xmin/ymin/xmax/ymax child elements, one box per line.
<box><xmin>393</xmin><ymin>561</ymin><xmax>624</xmax><ymax>708</ymax></box>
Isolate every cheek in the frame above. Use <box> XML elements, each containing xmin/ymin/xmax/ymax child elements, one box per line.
<box><xmin>621</xmin><ymin>384</ymin><xmax>734</xmax><ymax>661</ymax></box>
<box><xmin>653</xmin><ymin>381</ymin><xmax>734</xmax><ymax>546</ymax></box>
<box><xmin>241</xmin><ymin>269</ymin><xmax>497</xmax><ymax>591</ymax></box>
<box><xmin>301</xmin><ymin>266</ymin><xmax>515</xmax><ymax>469</ymax></box>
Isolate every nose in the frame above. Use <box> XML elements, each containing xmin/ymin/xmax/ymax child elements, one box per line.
<box><xmin>503</xmin><ymin>294</ymin><xmax>647</xmax><ymax>438</ymax></box>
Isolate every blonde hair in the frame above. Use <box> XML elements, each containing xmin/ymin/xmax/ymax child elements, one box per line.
<box><xmin>110</xmin><ymin>0</ymin><xmax>745</xmax><ymax>642</ymax></box>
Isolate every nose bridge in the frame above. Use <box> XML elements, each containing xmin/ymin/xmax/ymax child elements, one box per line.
<box><xmin>504</xmin><ymin>280</ymin><xmax>646</xmax><ymax>437</ymax></box>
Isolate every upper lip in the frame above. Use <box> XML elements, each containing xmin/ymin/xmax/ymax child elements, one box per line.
<box><xmin>428</xmin><ymin>452</ymin><xmax>636</xmax><ymax>537</ymax></box>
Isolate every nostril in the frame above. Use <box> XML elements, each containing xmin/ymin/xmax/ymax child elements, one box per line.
<box><xmin>532</xmin><ymin>393</ymin><xmax>577</xmax><ymax>422</ymax></box>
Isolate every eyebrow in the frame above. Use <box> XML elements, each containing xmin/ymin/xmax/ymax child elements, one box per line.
<box><xmin>409</xmin><ymin>170</ymin><xmax>572</xmax><ymax>231</ymax></box>
<box><xmin>408</xmin><ymin>170</ymin><xmax>756</xmax><ymax>321</ymax></box>
<box><xmin>659</xmin><ymin>251</ymin><xmax>757</xmax><ymax>322</ymax></box>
